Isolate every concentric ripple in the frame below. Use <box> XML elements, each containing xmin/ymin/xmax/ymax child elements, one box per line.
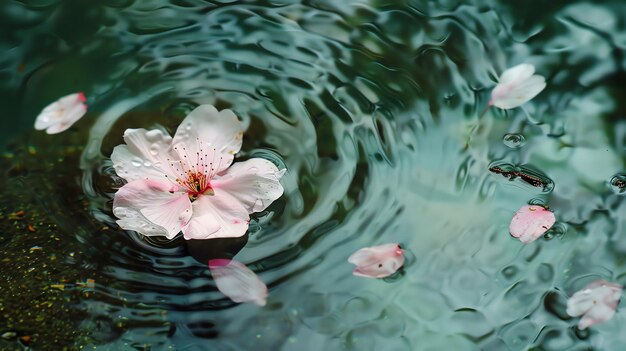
<box><xmin>3</xmin><ymin>0</ymin><xmax>626</xmax><ymax>350</ymax></box>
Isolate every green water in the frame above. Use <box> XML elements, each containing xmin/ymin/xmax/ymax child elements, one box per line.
<box><xmin>1</xmin><ymin>0</ymin><xmax>626</xmax><ymax>350</ymax></box>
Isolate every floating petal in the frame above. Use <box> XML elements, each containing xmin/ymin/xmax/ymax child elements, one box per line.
<box><xmin>490</xmin><ymin>64</ymin><xmax>546</xmax><ymax>109</ymax></box>
<box><xmin>209</xmin><ymin>259</ymin><xmax>268</xmax><ymax>306</ymax></box>
<box><xmin>34</xmin><ymin>92</ymin><xmax>87</xmax><ymax>134</ymax></box>
<box><xmin>509</xmin><ymin>205</ymin><xmax>555</xmax><ymax>243</ymax></box>
<box><xmin>567</xmin><ymin>280</ymin><xmax>622</xmax><ymax>329</ymax></box>
<box><xmin>348</xmin><ymin>243</ymin><xmax>404</xmax><ymax>278</ymax></box>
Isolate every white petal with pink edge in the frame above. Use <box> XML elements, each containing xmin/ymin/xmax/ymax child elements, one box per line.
<box><xmin>113</xmin><ymin>206</ymin><xmax>169</xmax><ymax>237</ymax></box>
<box><xmin>172</xmin><ymin>105</ymin><xmax>244</xmax><ymax>173</ymax></box>
<box><xmin>566</xmin><ymin>280</ymin><xmax>622</xmax><ymax>329</ymax></box>
<box><xmin>211</xmin><ymin>158</ymin><xmax>285</xmax><ymax>213</ymax></box>
<box><xmin>111</xmin><ymin>128</ymin><xmax>176</xmax><ymax>182</ymax></box>
<box><xmin>490</xmin><ymin>64</ymin><xmax>546</xmax><ymax>109</ymax></box>
<box><xmin>182</xmin><ymin>192</ymin><xmax>250</xmax><ymax>240</ymax></box>
<box><xmin>34</xmin><ymin>92</ymin><xmax>87</xmax><ymax>134</ymax></box>
<box><xmin>348</xmin><ymin>243</ymin><xmax>404</xmax><ymax>278</ymax></box>
<box><xmin>113</xmin><ymin>179</ymin><xmax>192</xmax><ymax>239</ymax></box>
<box><xmin>209</xmin><ymin>259</ymin><xmax>268</xmax><ymax>306</ymax></box>
<box><xmin>509</xmin><ymin>205</ymin><xmax>555</xmax><ymax>244</ymax></box>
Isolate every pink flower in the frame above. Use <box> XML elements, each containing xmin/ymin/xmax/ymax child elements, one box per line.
<box><xmin>209</xmin><ymin>259</ymin><xmax>268</xmax><ymax>306</ymax></box>
<box><xmin>111</xmin><ymin>104</ymin><xmax>285</xmax><ymax>240</ymax></box>
<box><xmin>509</xmin><ymin>205</ymin><xmax>555</xmax><ymax>244</ymax></box>
<box><xmin>34</xmin><ymin>92</ymin><xmax>87</xmax><ymax>134</ymax></box>
<box><xmin>489</xmin><ymin>64</ymin><xmax>546</xmax><ymax>109</ymax></box>
<box><xmin>348</xmin><ymin>243</ymin><xmax>404</xmax><ymax>278</ymax></box>
<box><xmin>567</xmin><ymin>280</ymin><xmax>622</xmax><ymax>329</ymax></box>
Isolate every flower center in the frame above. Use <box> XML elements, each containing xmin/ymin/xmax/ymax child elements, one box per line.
<box><xmin>179</xmin><ymin>170</ymin><xmax>214</xmax><ymax>201</ymax></box>
<box><xmin>165</xmin><ymin>140</ymin><xmax>222</xmax><ymax>202</ymax></box>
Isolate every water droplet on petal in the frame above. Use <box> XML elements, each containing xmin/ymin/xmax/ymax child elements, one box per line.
<box><xmin>609</xmin><ymin>174</ymin><xmax>626</xmax><ymax>194</ymax></box>
<box><xmin>149</xmin><ymin>144</ymin><xmax>160</xmax><ymax>156</ymax></box>
<box><xmin>131</xmin><ymin>159</ymin><xmax>142</xmax><ymax>167</ymax></box>
<box><xmin>503</xmin><ymin>133</ymin><xmax>526</xmax><ymax>148</ymax></box>
<box><xmin>143</xmin><ymin>161</ymin><xmax>152</xmax><ymax>167</ymax></box>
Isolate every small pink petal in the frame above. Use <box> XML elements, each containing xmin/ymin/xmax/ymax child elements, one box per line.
<box><xmin>34</xmin><ymin>92</ymin><xmax>88</xmax><ymax>134</ymax></box>
<box><xmin>209</xmin><ymin>259</ymin><xmax>268</xmax><ymax>306</ymax></box>
<box><xmin>509</xmin><ymin>205</ymin><xmax>556</xmax><ymax>244</ymax></box>
<box><xmin>348</xmin><ymin>243</ymin><xmax>404</xmax><ymax>278</ymax></box>
<box><xmin>566</xmin><ymin>280</ymin><xmax>622</xmax><ymax>329</ymax></box>
<box><xmin>490</xmin><ymin>64</ymin><xmax>546</xmax><ymax>109</ymax></box>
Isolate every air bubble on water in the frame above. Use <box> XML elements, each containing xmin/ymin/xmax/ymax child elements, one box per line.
<box><xmin>502</xmin><ymin>133</ymin><xmax>526</xmax><ymax>148</ymax></box>
<box><xmin>609</xmin><ymin>174</ymin><xmax>626</xmax><ymax>194</ymax></box>
<box><xmin>543</xmin><ymin>223</ymin><xmax>567</xmax><ymax>241</ymax></box>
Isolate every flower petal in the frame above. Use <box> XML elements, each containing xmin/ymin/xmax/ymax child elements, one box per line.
<box><xmin>113</xmin><ymin>179</ymin><xmax>192</xmax><ymax>239</ymax></box>
<box><xmin>211</xmin><ymin>158</ymin><xmax>285</xmax><ymax>213</ymax></box>
<box><xmin>182</xmin><ymin>192</ymin><xmax>249</xmax><ymax>240</ymax></box>
<box><xmin>112</xmin><ymin>206</ymin><xmax>170</xmax><ymax>237</ymax></box>
<box><xmin>509</xmin><ymin>205</ymin><xmax>555</xmax><ymax>244</ymax></box>
<box><xmin>567</xmin><ymin>280</ymin><xmax>623</xmax><ymax>329</ymax></box>
<box><xmin>578</xmin><ymin>303</ymin><xmax>616</xmax><ymax>330</ymax></box>
<box><xmin>34</xmin><ymin>92</ymin><xmax>87</xmax><ymax>134</ymax></box>
<box><xmin>172</xmin><ymin>105</ymin><xmax>244</xmax><ymax>173</ymax></box>
<box><xmin>491</xmin><ymin>76</ymin><xmax>546</xmax><ymax>109</ymax></box>
<box><xmin>490</xmin><ymin>64</ymin><xmax>546</xmax><ymax>109</ymax></box>
<box><xmin>209</xmin><ymin>259</ymin><xmax>268</xmax><ymax>306</ymax></box>
<box><xmin>348</xmin><ymin>243</ymin><xmax>404</xmax><ymax>278</ymax></box>
<box><xmin>498</xmin><ymin>64</ymin><xmax>535</xmax><ymax>85</ymax></box>
<box><xmin>111</xmin><ymin>128</ymin><xmax>177</xmax><ymax>182</ymax></box>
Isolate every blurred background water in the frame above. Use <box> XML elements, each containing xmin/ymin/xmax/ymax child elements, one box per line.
<box><xmin>1</xmin><ymin>0</ymin><xmax>626</xmax><ymax>350</ymax></box>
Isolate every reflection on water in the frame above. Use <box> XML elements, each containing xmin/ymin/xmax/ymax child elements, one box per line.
<box><xmin>1</xmin><ymin>0</ymin><xmax>626</xmax><ymax>350</ymax></box>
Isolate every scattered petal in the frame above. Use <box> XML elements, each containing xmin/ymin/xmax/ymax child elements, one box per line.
<box><xmin>209</xmin><ymin>259</ymin><xmax>268</xmax><ymax>306</ymax></box>
<box><xmin>348</xmin><ymin>243</ymin><xmax>404</xmax><ymax>278</ymax></box>
<box><xmin>490</xmin><ymin>64</ymin><xmax>546</xmax><ymax>109</ymax></box>
<box><xmin>34</xmin><ymin>92</ymin><xmax>87</xmax><ymax>134</ymax></box>
<box><xmin>509</xmin><ymin>205</ymin><xmax>556</xmax><ymax>243</ymax></box>
<box><xmin>567</xmin><ymin>280</ymin><xmax>622</xmax><ymax>329</ymax></box>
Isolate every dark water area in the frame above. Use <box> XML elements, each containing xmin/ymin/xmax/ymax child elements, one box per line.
<box><xmin>1</xmin><ymin>0</ymin><xmax>626</xmax><ymax>350</ymax></box>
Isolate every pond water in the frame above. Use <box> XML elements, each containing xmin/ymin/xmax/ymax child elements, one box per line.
<box><xmin>1</xmin><ymin>0</ymin><xmax>626</xmax><ymax>350</ymax></box>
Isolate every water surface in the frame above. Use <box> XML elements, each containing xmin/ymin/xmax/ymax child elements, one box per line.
<box><xmin>1</xmin><ymin>0</ymin><xmax>626</xmax><ymax>350</ymax></box>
